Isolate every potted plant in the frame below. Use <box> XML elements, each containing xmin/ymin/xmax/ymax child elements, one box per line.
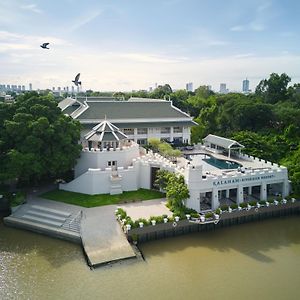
<box><xmin>174</xmin><ymin>216</ymin><xmax>180</xmax><ymax>222</ymax></box>
<box><xmin>139</xmin><ymin>222</ymin><xmax>144</xmax><ymax>228</ymax></box>
<box><xmin>185</xmin><ymin>214</ymin><xmax>191</xmax><ymax>220</ymax></box>
<box><xmin>151</xmin><ymin>219</ymin><xmax>156</xmax><ymax>226</ymax></box>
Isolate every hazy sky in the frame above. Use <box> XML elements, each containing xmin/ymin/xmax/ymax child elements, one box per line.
<box><xmin>1</xmin><ymin>0</ymin><xmax>300</xmax><ymax>91</ymax></box>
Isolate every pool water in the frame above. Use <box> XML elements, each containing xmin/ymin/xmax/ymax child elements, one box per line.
<box><xmin>203</xmin><ymin>156</ymin><xmax>242</xmax><ymax>169</ymax></box>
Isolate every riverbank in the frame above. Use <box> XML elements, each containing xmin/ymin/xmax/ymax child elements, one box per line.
<box><xmin>126</xmin><ymin>201</ymin><xmax>300</xmax><ymax>243</ymax></box>
<box><xmin>1</xmin><ymin>214</ymin><xmax>299</xmax><ymax>300</ymax></box>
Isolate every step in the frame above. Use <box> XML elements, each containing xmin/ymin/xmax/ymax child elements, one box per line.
<box><xmin>22</xmin><ymin>214</ymin><xmax>63</xmax><ymax>227</ymax></box>
<box><xmin>26</xmin><ymin>210</ymin><xmax>67</xmax><ymax>222</ymax></box>
<box><xmin>30</xmin><ymin>205</ymin><xmax>71</xmax><ymax>217</ymax></box>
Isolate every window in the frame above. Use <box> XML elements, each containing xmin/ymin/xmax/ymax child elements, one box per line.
<box><xmin>137</xmin><ymin>139</ymin><xmax>147</xmax><ymax>145</ymax></box>
<box><xmin>123</xmin><ymin>128</ymin><xmax>134</xmax><ymax>135</ymax></box>
<box><xmin>173</xmin><ymin>126</ymin><xmax>183</xmax><ymax>133</ymax></box>
<box><xmin>137</xmin><ymin>128</ymin><xmax>148</xmax><ymax>135</ymax></box>
<box><xmin>161</xmin><ymin>127</ymin><xmax>170</xmax><ymax>134</ymax></box>
<box><xmin>107</xmin><ymin>161</ymin><xmax>117</xmax><ymax>167</ymax></box>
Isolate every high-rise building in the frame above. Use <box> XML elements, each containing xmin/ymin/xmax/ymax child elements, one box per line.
<box><xmin>242</xmin><ymin>78</ymin><xmax>250</xmax><ymax>93</ymax></box>
<box><xmin>22</xmin><ymin>85</ymin><xmax>25</xmax><ymax>91</ymax></box>
<box><xmin>29</xmin><ymin>83</ymin><xmax>32</xmax><ymax>91</ymax></box>
<box><xmin>71</xmin><ymin>86</ymin><xmax>75</xmax><ymax>94</ymax></box>
<box><xmin>219</xmin><ymin>83</ymin><xmax>228</xmax><ymax>94</ymax></box>
<box><xmin>186</xmin><ymin>82</ymin><xmax>193</xmax><ymax>92</ymax></box>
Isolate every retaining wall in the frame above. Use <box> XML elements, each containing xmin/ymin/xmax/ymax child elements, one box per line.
<box><xmin>127</xmin><ymin>202</ymin><xmax>300</xmax><ymax>243</ymax></box>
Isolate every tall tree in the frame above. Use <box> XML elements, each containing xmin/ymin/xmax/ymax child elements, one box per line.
<box><xmin>0</xmin><ymin>92</ymin><xmax>81</xmax><ymax>184</ymax></box>
<box><xmin>255</xmin><ymin>73</ymin><xmax>291</xmax><ymax>103</ymax></box>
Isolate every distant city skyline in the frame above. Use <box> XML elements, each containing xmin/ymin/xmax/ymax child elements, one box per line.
<box><xmin>0</xmin><ymin>0</ymin><xmax>300</xmax><ymax>91</ymax></box>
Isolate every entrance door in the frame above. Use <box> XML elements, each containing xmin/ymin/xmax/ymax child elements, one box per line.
<box><xmin>150</xmin><ymin>167</ymin><xmax>160</xmax><ymax>190</ymax></box>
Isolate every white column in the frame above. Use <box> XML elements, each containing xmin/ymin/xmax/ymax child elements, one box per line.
<box><xmin>212</xmin><ymin>188</ymin><xmax>219</xmax><ymax>210</ymax></box>
<box><xmin>170</xmin><ymin>127</ymin><xmax>174</xmax><ymax>142</ymax></box>
<box><xmin>225</xmin><ymin>189</ymin><xmax>230</xmax><ymax>198</ymax></box>
<box><xmin>134</xmin><ymin>128</ymin><xmax>138</xmax><ymax>142</ymax></box>
<box><xmin>282</xmin><ymin>180</ymin><xmax>289</xmax><ymax>197</ymax></box>
<box><xmin>237</xmin><ymin>185</ymin><xmax>243</xmax><ymax>204</ymax></box>
<box><xmin>260</xmin><ymin>182</ymin><xmax>267</xmax><ymax>200</ymax></box>
<box><xmin>248</xmin><ymin>186</ymin><xmax>252</xmax><ymax>195</ymax></box>
<box><xmin>228</xmin><ymin>148</ymin><xmax>231</xmax><ymax>158</ymax></box>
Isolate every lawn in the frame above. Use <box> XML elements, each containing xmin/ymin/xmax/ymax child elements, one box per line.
<box><xmin>41</xmin><ymin>188</ymin><xmax>165</xmax><ymax>208</ymax></box>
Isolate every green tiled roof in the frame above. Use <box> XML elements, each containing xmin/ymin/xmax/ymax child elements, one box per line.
<box><xmin>77</xmin><ymin>101</ymin><xmax>190</xmax><ymax>120</ymax></box>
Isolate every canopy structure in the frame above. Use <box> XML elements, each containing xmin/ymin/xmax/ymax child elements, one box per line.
<box><xmin>84</xmin><ymin>120</ymin><xmax>128</xmax><ymax>150</ymax></box>
<box><xmin>203</xmin><ymin>134</ymin><xmax>245</xmax><ymax>158</ymax></box>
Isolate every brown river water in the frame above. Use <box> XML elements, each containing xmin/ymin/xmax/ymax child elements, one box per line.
<box><xmin>0</xmin><ymin>215</ymin><xmax>299</xmax><ymax>300</ymax></box>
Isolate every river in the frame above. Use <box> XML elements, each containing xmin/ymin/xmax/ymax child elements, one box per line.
<box><xmin>0</xmin><ymin>215</ymin><xmax>299</xmax><ymax>300</ymax></box>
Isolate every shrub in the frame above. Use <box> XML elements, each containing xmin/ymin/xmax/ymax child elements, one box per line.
<box><xmin>10</xmin><ymin>192</ymin><xmax>26</xmax><ymax>207</ymax></box>
<box><xmin>124</xmin><ymin>216</ymin><xmax>134</xmax><ymax>226</ymax></box>
<box><xmin>162</xmin><ymin>214</ymin><xmax>168</xmax><ymax>219</ymax></box>
<box><xmin>190</xmin><ymin>212</ymin><xmax>199</xmax><ymax>218</ymax></box>
<box><xmin>230</xmin><ymin>203</ymin><xmax>238</xmax><ymax>209</ymax></box>
<box><xmin>173</xmin><ymin>211</ymin><xmax>186</xmax><ymax>219</ymax></box>
<box><xmin>184</xmin><ymin>207</ymin><xmax>198</xmax><ymax>214</ymax></box>
<box><xmin>268</xmin><ymin>199</ymin><xmax>275</xmax><ymax>203</ymax></box>
<box><xmin>135</xmin><ymin>218</ymin><xmax>149</xmax><ymax>227</ymax></box>
<box><xmin>205</xmin><ymin>212</ymin><xmax>213</xmax><ymax>219</ymax></box>
<box><xmin>259</xmin><ymin>200</ymin><xmax>266</xmax><ymax>205</ymax></box>
<box><xmin>221</xmin><ymin>205</ymin><xmax>228</xmax><ymax>211</ymax></box>
<box><xmin>249</xmin><ymin>201</ymin><xmax>257</xmax><ymax>206</ymax></box>
<box><xmin>215</xmin><ymin>208</ymin><xmax>221</xmax><ymax>215</ymax></box>
<box><xmin>115</xmin><ymin>208</ymin><xmax>127</xmax><ymax>219</ymax></box>
<box><xmin>154</xmin><ymin>216</ymin><xmax>164</xmax><ymax>224</ymax></box>
<box><xmin>240</xmin><ymin>202</ymin><xmax>247</xmax><ymax>208</ymax></box>
<box><xmin>168</xmin><ymin>215</ymin><xmax>174</xmax><ymax>222</ymax></box>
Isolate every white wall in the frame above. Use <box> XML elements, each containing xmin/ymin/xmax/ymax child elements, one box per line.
<box><xmin>74</xmin><ymin>144</ymin><xmax>140</xmax><ymax>177</ymax></box>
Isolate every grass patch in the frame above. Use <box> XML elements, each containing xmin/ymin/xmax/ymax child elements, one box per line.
<box><xmin>41</xmin><ymin>188</ymin><xmax>165</xmax><ymax>208</ymax></box>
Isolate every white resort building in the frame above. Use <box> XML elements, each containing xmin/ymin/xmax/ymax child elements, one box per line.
<box><xmin>59</xmin><ymin>96</ymin><xmax>196</xmax><ymax>145</ymax></box>
<box><xmin>59</xmin><ymin>97</ymin><xmax>290</xmax><ymax>212</ymax></box>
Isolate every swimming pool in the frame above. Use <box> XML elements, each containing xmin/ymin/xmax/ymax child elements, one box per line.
<box><xmin>203</xmin><ymin>155</ymin><xmax>242</xmax><ymax>169</ymax></box>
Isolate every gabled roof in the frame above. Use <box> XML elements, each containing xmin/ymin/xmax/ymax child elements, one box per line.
<box><xmin>76</xmin><ymin>100</ymin><xmax>192</xmax><ymax>120</ymax></box>
<box><xmin>60</xmin><ymin>97</ymin><xmax>197</xmax><ymax>127</ymax></box>
<box><xmin>203</xmin><ymin>134</ymin><xmax>244</xmax><ymax>149</ymax></box>
<box><xmin>84</xmin><ymin>120</ymin><xmax>127</xmax><ymax>142</ymax></box>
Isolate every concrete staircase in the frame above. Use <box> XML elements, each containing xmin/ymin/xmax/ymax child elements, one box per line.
<box><xmin>4</xmin><ymin>204</ymin><xmax>82</xmax><ymax>242</ymax></box>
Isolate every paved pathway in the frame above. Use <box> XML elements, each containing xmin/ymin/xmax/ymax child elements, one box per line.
<box><xmin>119</xmin><ymin>198</ymin><xmax>171</xmax><ymax>221</ymax></box>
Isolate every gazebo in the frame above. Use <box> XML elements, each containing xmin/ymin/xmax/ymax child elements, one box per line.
<box><xmin>203</xmin><ymin>134</ymin><xmax>245</xmax><ymax>158</ymax></box>
<box><xmin>84</xmin><ymin>120</ymin><xmax>128</xmax><ymax>150</ymax></box>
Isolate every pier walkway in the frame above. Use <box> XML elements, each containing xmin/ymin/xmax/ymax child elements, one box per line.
<box><xmin>4</xmin><ymin>187</ymin><xmax>136</xmax><ymax>267</ymax></box>
<box><xmin>81</xmin><ymin>205</ymin><xmax>136</xmax><ymax>267</ymax></box>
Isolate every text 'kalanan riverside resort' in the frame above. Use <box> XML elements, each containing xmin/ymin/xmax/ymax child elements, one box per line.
<box><xmin>59</xmin><ymin>96</ymin><xmax>290</xmax><ymax>212</ymax></box>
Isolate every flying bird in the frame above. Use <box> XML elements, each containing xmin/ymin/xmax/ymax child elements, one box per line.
<box><xmin>72</xmin><ymin>73</ymin><xmax>82</xmax><ymax>86</ymax></box>
<box><xmin>40</xmin><ymin>43</ymin><xmax>50</xmax><ymax>49</ymax></box>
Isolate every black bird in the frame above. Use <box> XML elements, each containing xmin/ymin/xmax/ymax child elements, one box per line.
<box><xmin>72</xmin><ymin>73</ymin><xmax>81</xmax><ymax>86</ymax></box>
<box><xmin>40</xmin><ymin>43</ymin><xmax>50</xmax><ymax>49</ymax></box>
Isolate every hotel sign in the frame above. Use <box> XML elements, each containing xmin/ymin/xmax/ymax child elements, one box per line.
<box><xmin>213</xmin><ymin>174</ymin><xmax>275</xmax><ymax>187</ymax></box>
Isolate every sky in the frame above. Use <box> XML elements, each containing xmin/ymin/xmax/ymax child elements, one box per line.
<box><xmin>0</xmin><ymin>0</ymin><xmax>300</xmax><ymax>92</ymax></box>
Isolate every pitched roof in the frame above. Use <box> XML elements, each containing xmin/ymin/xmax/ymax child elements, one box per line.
<box><xmin>203</xmin><ymin>134</ymin><xmax>244</xmax><ymax>149</ymax></box>
<box><xmin>84</xmin><ymin>120</ymin><xmax>127</xmax><ymax>142</ymax></box>
<box><xmin>76</xmin><ymin>100</ymin><xmax>192</xmax><ymax>120</ymax></box>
